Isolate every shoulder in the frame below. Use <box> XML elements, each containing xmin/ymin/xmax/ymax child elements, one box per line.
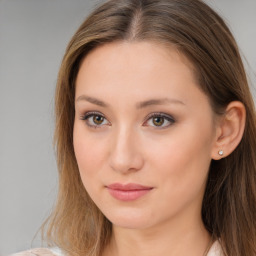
<box><xmin>10</xmin><ymin>248</ymin><xmax>63</xmax><ymax>256</ymax></box>
<box><xmin>207</xmin><ymin>240</ymin><xmax>225</xmax><ymax>256</ymax></box>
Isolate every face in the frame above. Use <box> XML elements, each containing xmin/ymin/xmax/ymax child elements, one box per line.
<box><xmin>73</xmin><ymin>41</ymin><xmax>217</xmax><ymax>230</ymax></box>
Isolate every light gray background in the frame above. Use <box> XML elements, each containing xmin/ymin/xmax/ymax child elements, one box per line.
<box><xmin>0</xmin><ymin>0</ymin><xmax>255</xmax><ymax>255</ymax></box>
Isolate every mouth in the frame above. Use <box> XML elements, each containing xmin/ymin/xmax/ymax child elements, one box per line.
<box><xmin>106</xmin><ymin>183</ymin><xmax>153</xmax><ymax>201</ymax></box>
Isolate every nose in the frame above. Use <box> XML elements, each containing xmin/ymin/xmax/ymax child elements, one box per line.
<box><xmin>109</xmin><ymin>127</ymin><xmax>144</xmax><ymax>174</ymax></box>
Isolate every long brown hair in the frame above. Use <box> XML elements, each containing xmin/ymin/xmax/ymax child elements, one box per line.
<box><xmin>42</xmin><ymin>0</ymin><xmax>256</xmax><ymax>255</ymax></box>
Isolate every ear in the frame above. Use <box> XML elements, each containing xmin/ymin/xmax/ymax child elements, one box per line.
<box><xmin>211</xmin><ymin>101</ymin><xmax>246</xmax><ymax>160</ymax></box>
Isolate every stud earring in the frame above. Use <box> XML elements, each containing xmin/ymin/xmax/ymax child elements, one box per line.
<box><xmin>218</xmin><ymin>150</ymin><xmax>224</xmax><ymax>156</ymax></box>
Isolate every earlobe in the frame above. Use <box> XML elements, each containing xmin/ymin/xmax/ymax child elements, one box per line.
<box><xmin>211</xmin><ymin>101</ymin><xmax>246</xmax><ymax>160</ymax></box>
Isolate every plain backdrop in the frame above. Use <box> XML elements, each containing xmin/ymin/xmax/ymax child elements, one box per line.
<box><xmin>0</xmin><ymin>0</ymin><xmax>255</xmax><ymax>255</ymax></box>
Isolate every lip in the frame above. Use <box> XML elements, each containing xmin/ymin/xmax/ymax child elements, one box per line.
<box><xmin>106</xmin><ymin>183</ymin><xmax>153</xmax><ymax>201</ymax></box>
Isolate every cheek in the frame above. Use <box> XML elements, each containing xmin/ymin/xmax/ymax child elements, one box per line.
<box><xmin>146</xmin><ymin>122</ymin><xmax>213</xmax><ymax>195</ymax></box>
<box><xmin>73</xmin><ymin>124</ymin><xmax>107</xmax><ymax>183</ymax></box>
<box><xmin>149</xmin><ymin>124</ymin><xmax>212</xmax><ymax>164</ymax></box>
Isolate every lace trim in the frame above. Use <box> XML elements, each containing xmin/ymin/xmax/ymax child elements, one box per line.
<box><xmin>10</xmin><ymin>248</ymin><xmax>61</xmax><ymax>256</ymax></box>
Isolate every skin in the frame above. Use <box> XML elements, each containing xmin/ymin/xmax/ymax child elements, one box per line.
<box><xmin>73</xmin><ymin>41</ymin><xmax>243</xmax><ymax>256</ymax></box>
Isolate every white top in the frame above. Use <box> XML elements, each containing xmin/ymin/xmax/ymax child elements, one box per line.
<box><xmin>11</xmin><ymin>240</ymin><xmax>224</xmax><ymax>256</ymax></box>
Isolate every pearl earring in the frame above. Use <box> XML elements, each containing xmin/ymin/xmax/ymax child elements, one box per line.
<box><xmin>218</xmin><ymin>150</ymin><xmax>224</xmax><ymax>156</ymax></box>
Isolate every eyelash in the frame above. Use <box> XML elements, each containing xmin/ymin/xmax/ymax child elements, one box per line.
<box><xmin>80</xmin><ymin>111</ymin><xmax>109</xmax><ymax>129</ymax></box>
<box><xmin>144</xmin><ymin>112</ymin><xmax>175</xmax><ymax>129</ymax></box>
<box><xmin>80</xmin><ymin>111</ymin><xmax>176</xmax><ymax>129</ymax></box>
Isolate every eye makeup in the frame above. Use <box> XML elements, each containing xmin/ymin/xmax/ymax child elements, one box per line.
<box><xmin>79</xmin><ymin>111</ymin><xmax>176</xmax><ymax>129</ymax></box>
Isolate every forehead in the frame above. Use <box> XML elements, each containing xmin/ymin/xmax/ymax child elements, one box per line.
<box><xmin>76</xmin><ymin>41</ymin><xmax>198</xmax><ymax>96</ymax></box>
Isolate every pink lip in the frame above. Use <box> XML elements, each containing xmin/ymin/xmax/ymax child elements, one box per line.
<box><xmin>107</xmin><ymin>183</ymin><xmax>153</xmax><ymax>201</ymax></box>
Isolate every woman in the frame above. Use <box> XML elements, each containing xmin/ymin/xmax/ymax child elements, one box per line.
<box><xmin>14</xmin><ymin>0</ymin><xmax>256</xmax><ymax>255</ymax></box>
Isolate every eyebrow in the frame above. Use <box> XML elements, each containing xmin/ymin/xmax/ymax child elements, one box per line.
<box><xmin>76</xmin><ymin>95</ymin><xmax>109</xmax><ymax>107</ymax></box>
<box><xmin>75</xmin><ymin>95</ymin><xmax>185</xmax><ymax>108</ymax></box>
<box><xmin>136</xmin><ymin>98</ymin><xmax>185</xmax><ymax>108</ymax></box>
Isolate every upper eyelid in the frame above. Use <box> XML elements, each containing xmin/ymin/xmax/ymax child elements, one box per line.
<box><xmin>144</xmin><ymin>112</ymin><xmax>175</xmax><ymax>122</ymax></box>
<box><xmin>80</xmin><ymin>111</ymin><xmax>106</xmax><ymax>119</ymax></box>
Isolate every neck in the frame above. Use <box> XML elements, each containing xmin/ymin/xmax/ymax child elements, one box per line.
<box><xmin>103</xmin><ymin>218</ymin><xmax>211</xmax><ymax>256</ymax></box>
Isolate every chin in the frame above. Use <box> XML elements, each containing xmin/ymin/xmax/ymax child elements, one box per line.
<box><xmin>103</xmin><ymin>208</ymin><xmax>155</xmax><ymax>230</ymax></box>
<box><xmin>111</xmin><ymin>218</ymin><xmax>152</xmax><ymax>230</ymax></box>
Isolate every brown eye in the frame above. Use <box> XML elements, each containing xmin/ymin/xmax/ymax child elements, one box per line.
<box><xmin>93</xmin><ymin>115</ymin><xmax>104</xmax><ymax>125</ymax></box>
<box><xmin>81</xmin><ymin>112</ymin><xmax>109</xmax><ymax>128</ymax></box>
<box><xmin>153</xmin><ymin>117</ymin><xmax>164</xmax><ymax>126</ymax></box>
<box><xmin>143</xmin><ymin>113</ymin><xmax>175</xmax><ymax>129</ymax></box>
